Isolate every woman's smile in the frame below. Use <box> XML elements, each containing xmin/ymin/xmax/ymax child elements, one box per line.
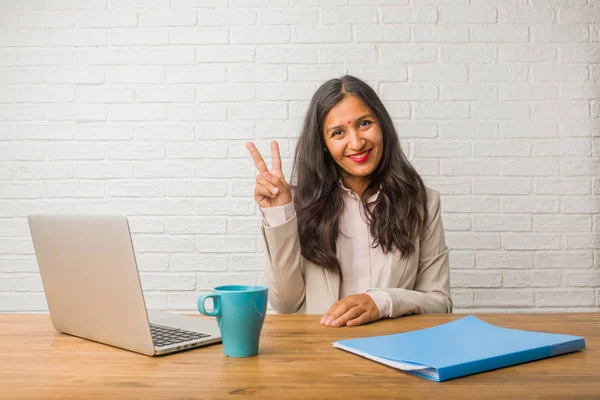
<box><xmin>348</xmin><ymin>148</ymin><xmax>372</xmax><ymax>163</ymax></box>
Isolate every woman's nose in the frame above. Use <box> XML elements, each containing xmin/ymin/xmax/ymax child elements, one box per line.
<box><xmin>348</xmin><ymin>131</ymin><xmax>365</xmax><ymax>150</ymax></box>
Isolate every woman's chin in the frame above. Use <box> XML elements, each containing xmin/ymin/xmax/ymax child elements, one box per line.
<box><xmin>343</xmin><ymin>163</ymin><xmax>377</xmax><ymax>177</ymax></box>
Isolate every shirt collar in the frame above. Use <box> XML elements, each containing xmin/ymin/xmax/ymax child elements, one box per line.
<box><xmin>339</xmin><ymin>179</ymin><xmax>380</xmax><ymax>203</ymax></box>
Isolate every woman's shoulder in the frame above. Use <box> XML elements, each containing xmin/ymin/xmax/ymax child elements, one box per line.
<box><xmin>423</xmin><ymin>185</ymin><xmax>442</xmax><ymax>212</ymax></box>
<box><xmin>424</xmin><ymin>185</ymin><xmax>440</xmax><ymax>198</ymax></box>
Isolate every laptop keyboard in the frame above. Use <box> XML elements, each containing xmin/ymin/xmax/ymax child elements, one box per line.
<box><xmin>150</xmin><ymin>323</ymin><xmax>210</xmax><ymax>348</ymax></box>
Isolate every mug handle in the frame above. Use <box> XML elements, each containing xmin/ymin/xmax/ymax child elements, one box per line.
<box><xmin>197</xmin><ymin>294</ymin><xmax>222</xmax><ymax>317</ymax></box>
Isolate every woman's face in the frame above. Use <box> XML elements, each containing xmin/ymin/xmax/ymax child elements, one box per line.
<box><xmin>322</xmin><ymin>95</ymin><xmax>383</xmax><ymax>190</ymax></box>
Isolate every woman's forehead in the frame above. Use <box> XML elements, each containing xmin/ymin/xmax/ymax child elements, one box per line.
<box><xmin>325</xmin><ymin>96</ymin><xmax>372</xmax><ymax>125</ymax></box>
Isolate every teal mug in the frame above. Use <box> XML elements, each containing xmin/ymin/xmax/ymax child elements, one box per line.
<box><xmin>197</xmin><ymin>285</ymin><xmax>268</xmax><ymax>358</ymax></box>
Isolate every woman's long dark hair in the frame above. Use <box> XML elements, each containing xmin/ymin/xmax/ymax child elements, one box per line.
<box><xmin>290</xmin><ymin>75</ymin><xmax>429</xmax><ymax>279</ymax></box>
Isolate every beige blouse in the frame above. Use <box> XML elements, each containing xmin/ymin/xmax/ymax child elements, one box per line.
<box><xmin>260</xmin><ymin>186</ymin><xmax>452</xmax><ymax>319</ymax></box>
<box><xmin>261</xmin><ymin>183</ymin><xmax>394</xmax><ymax>317</ymax></box>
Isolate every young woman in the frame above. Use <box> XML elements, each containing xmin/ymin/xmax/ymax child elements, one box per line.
<box><xmin>246</xmin><ymin>75</ymin><xmax>451</xmax><ymax>328</ymax></box>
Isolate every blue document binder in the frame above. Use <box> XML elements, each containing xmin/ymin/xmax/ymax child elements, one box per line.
<box><xmin>333</xmin><ymin>315</ymin><xmax>585</xmax><ymax>382</ymax></box>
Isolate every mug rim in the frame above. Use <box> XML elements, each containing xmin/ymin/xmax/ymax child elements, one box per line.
<box><xmin>214</xmin><ymin>285</ymin><xmax>267</xmax><ymax>293</ymax></box>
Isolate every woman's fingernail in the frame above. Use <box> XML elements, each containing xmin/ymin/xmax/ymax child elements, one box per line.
<box><xmin>271</xmin><ymin>188</ymin><xmax>279</xmax><ymax>194</ymax></box>
<box><xmin>325</xmin><ymin>319</ymin><xmax>331</xmax><ymax>326</ymax></box>
<box><xmin>332</xmin><ymin>320</ymin><xmax>339</xmax><ymax>327</ymax></box>
<box><xmin>264</xmin><ymin>171</ymin><xmax>271</xmax><ymax>179</ymax></box>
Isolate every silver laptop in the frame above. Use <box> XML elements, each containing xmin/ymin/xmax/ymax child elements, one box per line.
<box><xmin>28</xmin><ymin>213</ymin><xmax>222</xmax><ymax>356</ymax></box>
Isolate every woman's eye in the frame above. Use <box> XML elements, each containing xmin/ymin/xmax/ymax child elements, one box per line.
<box><xmin>332</xmin><ymin>130</ymin><xmax>343</xmax><ymax>136</ymax></box>
<box><xmin>359</xmin><ymin>120</ymin><xmax>372</xmax><ymax>128</ymax></box>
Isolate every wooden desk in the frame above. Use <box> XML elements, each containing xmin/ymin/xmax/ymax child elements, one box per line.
<box><xmin>1</xmin><ymin>313</ymin><xmax>598</xmax><ymax>399</ymax></box>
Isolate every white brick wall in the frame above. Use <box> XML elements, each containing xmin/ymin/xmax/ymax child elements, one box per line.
<box><xmin>0</xmin><ymin>0</ymin><xmax>598</xmax><ymax>313</ymax></box>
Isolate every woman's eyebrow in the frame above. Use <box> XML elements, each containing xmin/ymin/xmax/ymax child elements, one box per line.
<box><xmin>326</xmin><ymin>114</ymin><xmax>374</xmax><ymax>132</ymax></box>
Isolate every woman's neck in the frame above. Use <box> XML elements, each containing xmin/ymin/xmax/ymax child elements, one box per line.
<box><xmin>342</xmin><ymin>175</ymin><xmax>369</xmax><ymax>197</ymax></box>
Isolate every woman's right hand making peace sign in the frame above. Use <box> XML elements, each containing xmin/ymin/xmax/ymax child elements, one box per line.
<box><xmin>246</xmin><ymin>140</ymin><xmax>292</xmax><ymax>208</ymax></box>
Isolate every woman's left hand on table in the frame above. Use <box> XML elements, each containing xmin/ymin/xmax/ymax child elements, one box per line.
<box><xmin>320</xmin><ymin>294</ymin><xmax>379</xmax><ymax>328</ymax></box>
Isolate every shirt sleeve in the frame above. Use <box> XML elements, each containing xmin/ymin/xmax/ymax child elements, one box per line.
<box><xmin>260</xmin><ymin>202</ymin><xmax>296</xmax><ymax>227</ymax></box>
<box><xmin>261</xmin><ymin>212</ymin><xmax>306</xmax><ymax>314</ymax></box>
<box><xmin>365</xmin><ymin>289</ymin><xmax>392</xmax><ymax>319</ymax></box>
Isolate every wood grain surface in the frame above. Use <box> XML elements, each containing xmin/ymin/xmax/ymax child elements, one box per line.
<box><xmin>0</xmin><ymin>313</ymin><xmax>598</xmax><ymax>399</ymax></box>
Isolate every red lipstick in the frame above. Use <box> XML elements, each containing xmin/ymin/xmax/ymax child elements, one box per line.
<box><xmin>348</xmin><ymin>149</ymin><xmax>372</xmax><ymax>163</ymax></box>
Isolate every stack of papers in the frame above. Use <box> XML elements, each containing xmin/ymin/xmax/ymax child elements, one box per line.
<box><xmin>333</xmin><ymin>315</ymin><xmax>585</xmax><ymax>382</ymax></box>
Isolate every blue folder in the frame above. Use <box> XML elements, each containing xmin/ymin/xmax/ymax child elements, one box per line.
<box><xmin>333</xmin><ymin>315</ymin><xmax>585</xmax><ymax>382</ymax></box>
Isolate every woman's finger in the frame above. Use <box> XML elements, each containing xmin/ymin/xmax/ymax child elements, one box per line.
<box><xmin>346</xmin><ymin>312</ymin><xmax>372</xmax><ymax>327</ymax></box>
<box><xmin>321</xmin><ymin>301</ymin><xmax>341</xmax><ymax>325</ymax></box>
<box><xmin>324</xmin><ymin>302</ymin><xmax>352</xmax><ymax>326</ymax></box>
<box><xmin>271</xmin><ymin>140</ymin><xmax>283</xmax><ymax>177</ymax></box>
<box><xmin>246</xmin><ymin>142</ymin><xmax>268</xmax><ymax>174</ymax></box>
<box><xmin>262</xmin><ymin>170</ymin><xmax>289</xmax><ymax>192</ymax></box>
<box><xmin>330</xmin><ymin>306</ymin><xmax>363</xmax><ymax>328</ymax></box>
<box><xmin>256</xmin><ymin>173</ymin><xmax>280</xmax><ymax>195</ymax></box>
<box><xmin>255</xmin><ymin>183</ymin><xmax>276</xmax><ymax>200</ymax></box>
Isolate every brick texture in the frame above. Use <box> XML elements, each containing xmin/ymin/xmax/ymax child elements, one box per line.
<box><xmin>0</xmin><ymin>1</ymin><xmax>598</xmax><ymax>314</ymax></box>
